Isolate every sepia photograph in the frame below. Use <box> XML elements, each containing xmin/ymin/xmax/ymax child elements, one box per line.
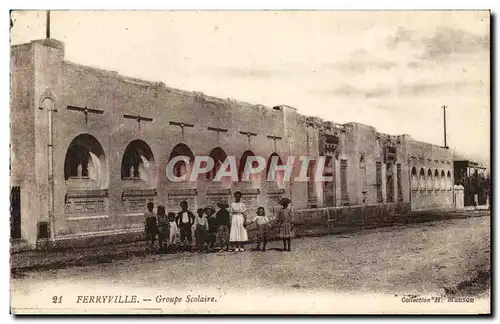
<box><xmin>9</xmin><ymin>10</ymin><xmax>491</xmax><ymax>314</ymax></box>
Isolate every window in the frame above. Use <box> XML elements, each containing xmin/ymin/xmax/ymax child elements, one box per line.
<box><xmin>360</xmin><ymin>154</ymin><xmax>367</xmax><ymax>188</ymax></box>
<box><xmin>121</xmin><ymin>140</ymin><xmax>155</xmax><ymax>185</ymax></box>
<box><xmin>411</xmin><ymin>167</ymin><xmax>418</xmax><ymax>190</ymax></box>
<box><xmin>386</xmin><ymin>163</ymin><xmax>394</xmax><ymax>203</ymax></box>
<box><xmin>419</xmin><ymin>168</ymin><xmax>425</xmax><ymax>190</ymax></box>
<box><xmin>427</xmin><ymin>169</ymin><xmax>433</xmax><ymax>190</ymax></box>
<box><xmin>266</xmin><ymin>153</ymin><xmax>285</xmax><ymax>186</ymax></box>
<box><xmin>168</xmin><ymin>143</ymin><xmax>194</xmax><ymax>180</ymax></box>
<box><xmin>206</xmin><ymin>147</ymin><xmax>227</xmax><ymax>181</ymax></box>
<box><xmin>239</xmin><ymin>151</ymin><xmax>255</xmax><ymax>181</ymax></box>
<box><xmin>376</xmin><ymin>162</ymin><xmax>383</xmax><ymax>202</ymax></box>
<box><xmin>64</xmin><ymin>133</ymin><xmax>108</xmax><ymax>188</ymax></box>
<box><xmin>340</xmin><ymin>159</ymin><xmax>349</xmax><ymax>205</ymax></box>
<box><xmin>397</xmin><ymin>164</ymin><xmax>403</xmax><ymax>201</ymax></box>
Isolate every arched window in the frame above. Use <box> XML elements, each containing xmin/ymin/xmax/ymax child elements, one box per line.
<box><xmin>64</xmin><ymin>134</ymin><xmax>108</xmax><ymax>189</ymax></box>
<box><xmin>434</xmin><ymin>169</ymin><xmax>440</xmax><ymax>190</ymax></box>
<box><xmin>168</xmin><ymin>143</ymin><xmax>194</xmax><ymax>180</ymax></box>
<box><xmin>206</xmin><ymin>147</ymin><xmax>227</xmax><ymax>181</ymax></box>
<box><xmin>440</xmin><ymin>170</ymin><xmax>446</xmax><ymax>190</ymax></box>
<box><xmin>266</xmin><ymin>152</ymin><xmax>285</xmax><ymax>188</ymax></box>
<box><xmin>121</xmin><ymin>140</ymin><xmax>156</xmax><ymax>187</ymax></box>
<box><xmin>419</xmin><ymin>168</ymin><xmax>425</xmax><ymax>190</ymax></box>
<box><xmin>427</xmin><ymin>169</ymin><xmax>433</xmax><ymax>190</ymax></box>
<box><xmin>238</xmin><ymin>150</ymin><xmax>259</xmax><ymax>183</ymax></box>
<box><xmin>447</xmin><ymin>171</ymin><xmax>452</xmax><ymax>190</ymax></box>
<box><xmin>411</xmin><ymin>167</ymin><xmax>418</xmax><ymax>190</ymax></box>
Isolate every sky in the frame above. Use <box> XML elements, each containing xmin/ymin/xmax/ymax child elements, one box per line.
<box><xmin>10</xmin><ymin>10</ymin><xmax>490</xmax><ymax>166</ymax></box>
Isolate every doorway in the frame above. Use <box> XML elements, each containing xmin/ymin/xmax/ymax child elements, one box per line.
<box><xmin>10</xmin><ymin>186</ymin><xmax>21</xmax><ymax>240</ymax></box>
<box><xmin>386</xmin><ymin>163</ymin><xmax>394</xmax><ymax>203</ymax></box>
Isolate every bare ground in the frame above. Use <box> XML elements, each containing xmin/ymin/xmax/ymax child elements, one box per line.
<box><xmin>11</xmin><ymin>216</ymin><xmax>490</xmax><ymax>298</ymax></box>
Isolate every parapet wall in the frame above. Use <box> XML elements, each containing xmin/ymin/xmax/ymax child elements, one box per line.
<box><xmin>294</xmin><ymin>202</ymin><xmax>412</xmax><ymax>227</ymax></box>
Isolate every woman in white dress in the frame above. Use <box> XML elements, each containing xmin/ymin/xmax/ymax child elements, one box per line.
<box><xmin>229</xmin><ymin>191</ymin><xmax>248</xmax><ymax>252</ymax></box>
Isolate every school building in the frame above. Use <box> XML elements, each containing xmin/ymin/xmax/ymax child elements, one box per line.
<box><xmin>10</xmin><ymin>38</ymin><xmax>456</xmax><ymax>249</ymax></box>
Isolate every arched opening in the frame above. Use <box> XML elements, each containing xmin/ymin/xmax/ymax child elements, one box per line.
<box><xmin>419</xmin><ymin>168</ymin><xmax>425</xmax><ymax>190</ymax></box>
<box><xmin>427</xmin><ymin>169</ymin><xmax>433</xmax><ymax>190</ymax></box>
<box><xmin>266</xmin><ymin>152</ymin><xmax>285</xmax><ymax>189</ymax></box>
<box><xmin>447</xmin><ymin>170</ymin><xmax>452</xmax><ymax>190</ymax></box>
<box><xmin>206</xmin><ymin>147</ymin><xmax>229</xmax><ymax>185</ymax></box>
<box><xmin>121</xmin><ymin>140</ymin><xmax>156</xmax><ymax>188</ymax></box>
<box><xmin>168</xmin><ymin>143</ymin><xmax>194</xmax><ymax>180</ymax></box>
<box><xmin>411</xmin><ymin>167</ymin><xmax>418</xmax><ymax>189</ymax></box>
<box><xmin>440</xmin><ymin>170</ymin><xmax>446</xmax><ymax>190</ymax></box>
<box><xmin>238</xmin><ymin>150</ymin><xmax>258</xmax><ymax>182</ymax></box>
<box><xmin>434</xmin><ymin>169</ymin><xmax>440</xmax><ymax>190</ymax></box>
<box><xmin>64</xmin><ymin>134</ymin><xmax>108</xmax><ymax>189</ymax></box>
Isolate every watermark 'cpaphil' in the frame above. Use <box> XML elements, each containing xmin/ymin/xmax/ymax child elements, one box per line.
<box><xmin>165</xmin><ymin>155</ymin><xmax>330</xmax><ymax>183</ymax></box>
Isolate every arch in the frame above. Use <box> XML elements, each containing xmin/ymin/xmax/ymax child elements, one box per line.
<box><xmin>64</xmin><ymin>133</ymin><xmax>108</xmax><ymax>189</ymax></box>
<box><xmin>206</xmin><ymin>147</ymin><xmax>227</xmax><ymax>181</ymax></box>
<box><xmin>427</xmin><ymin>169</ymin><xmax>433</xmax><ymax>189</ymax></box>
<box><xmin>440</xmin><ymin>170</ymin><xmax>446</xmax><ymax>190</ymax></box>
<box><xmin>38</xmin><ymin>89</ymin><xmax>57</xmax><ymax>108</ymax></box>
<box><xmin>266</xmin><ymin>152</ymin><xmax>285</xmax><ymax>188</ymax></box>
<box><xmin>121</xmin><ymin>139</ymin><xmax>156</xmax><ymax>187</ymax></box>
<box><xmin>434</xmin><ymin>169</ymin><xmax>440</xmax><ymax>190</ymax></box>
<box><xmin>419</xmin><ymin>167</ymin><xmax>425</xmax><ymax>189</ymax></box>
<box><xmin>168</xmin><ymin>143</ymin><xmax>194</xmax><ymax>179</ymax></box>
<box><xmin>238</xmin><ymin>150</ymin><xmax>257</xmax><ymax>182</ymax></box>
<box><xmin>447</xmin><ymin>170</ymin><xmax>452</xmax><ymax>190</ymax></box>
<box><xmin>266</xmin><ymin>152</ymin><xmax>283</xmax><ymax>177</ymax></box>
<box><xmin>411</xmin><ymin>167</ymin><xmax>418</xmax><ymax>189</ymax></box>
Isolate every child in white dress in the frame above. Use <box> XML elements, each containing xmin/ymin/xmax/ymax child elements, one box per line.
<box><xmin>229</xmin><ymin>191</ymin><xmax>248</xmax><ymax>252</ymax></box>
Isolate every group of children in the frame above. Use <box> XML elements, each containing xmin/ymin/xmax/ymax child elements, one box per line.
<box><xmin>143</xmin><ymin>196</ymin><xmax>295</xmax><ymax>254</ymax></box>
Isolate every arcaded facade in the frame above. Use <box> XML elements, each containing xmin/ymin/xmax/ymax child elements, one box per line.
<box><xmin>10</xmin><ymin>39</ymin><xmax>454</xmax><ymax>247</ymax></box>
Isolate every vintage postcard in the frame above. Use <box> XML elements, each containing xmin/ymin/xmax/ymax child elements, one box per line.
<box><xmin>9</xmin><ymin>10</ymin><xmax>490</xmax><ymax>314</ymax></box>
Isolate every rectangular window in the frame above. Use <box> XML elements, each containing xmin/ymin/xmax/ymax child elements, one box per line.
<box><xmin>387</xmin><ymin>163</ymin><xmax>394</xmax><ymax>203</ymax></box>
<box><xmin>323</xmin><ymin>156</ymin><xmax>335</xmax><ymax>207</ymax></box>
<box><xmin>397</xmin><ymin>163</ymin><xmax>403</xmax><ymax>201</ymax></box>
<box><xmin>307</xmin><ymin>160</ymin><xmax>318</xmax><ymax>208</ymax></box>
<box><xmin>360</xmin><ymin>157</ymin><xmax>367</xmax><ymax>188</ymax></box>
<box><xmin>376</xmin><ymin>162</ymin><xmax>383</xmax><ymax>203</ymax></box>
<box><xmin>340</xmin><ymin>159</ymin><xmax>349</xmax><ymax>205</ymax></box>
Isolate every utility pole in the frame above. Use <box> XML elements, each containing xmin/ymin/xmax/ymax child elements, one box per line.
<box><xmin>46</xmin><ymin>10</ymin><xmax>50</xmax><ymax>39</ymax></box>
<box><xmin>442</xmin><ymin>105</ymin><xmax>448</xmax><ymax>149</ymax></box>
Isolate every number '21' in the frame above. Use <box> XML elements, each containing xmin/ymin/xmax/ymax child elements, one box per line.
<box><xmin>52</xmin><ymin>296</ymin><xmax>62</xmax><ymax>304</ymax></box>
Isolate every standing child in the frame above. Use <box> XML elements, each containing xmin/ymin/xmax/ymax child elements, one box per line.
<box><xmin>167</xmin><ymin>212</ymin><xmax>179</xmax><ymax>253</ymax></box>
<box><xmin>194</xmin><ymin>208</ymin><xmax>209</xmax><ymax>252</ymax></box>
<box><xmin>215</xmin><ymin>201</ymin><xmax>231</xmax><ymax>252</ymax></box>
<box><xmin>253</xmin><ymin>207</ymin><xmax>271</xmax><ymax>252</ymax></box>
<box><xmin>156</xmin><ymin>205</ymin><xmax>169</xmax><ymax>252</ymax></box>
<box><xmin>144</xmin><ymin>202</ymin><xmax>158</xmax><ymax>250</ymax></box>
<box><xmin>205</xmin><ymin>206</ymin><xmax>217</xmax><ymax>251</ymax></box>
<box><xmin>175</xmin><ymin>201</ymin><xmax>195</xmax><ymax>252</ymax></box>
<box><xmin>229</xmin><ymin>191</ymin><xmax>248</xmax><ymax>252</ymax></box>
<box><xmin>277</xmin><ymin>197</ymin><xmax>294</xmax><ymax>252</ymax></box>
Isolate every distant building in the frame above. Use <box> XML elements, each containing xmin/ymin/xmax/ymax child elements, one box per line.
<box><xmin>453</xmin><ymin>160</ymin><xmax>489</xmax><ymax>207</ymax></box>
<box><xmin>10</xmin><ymin>39</ymin><xmax>455</xmax><ymax>249</ymax></box>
